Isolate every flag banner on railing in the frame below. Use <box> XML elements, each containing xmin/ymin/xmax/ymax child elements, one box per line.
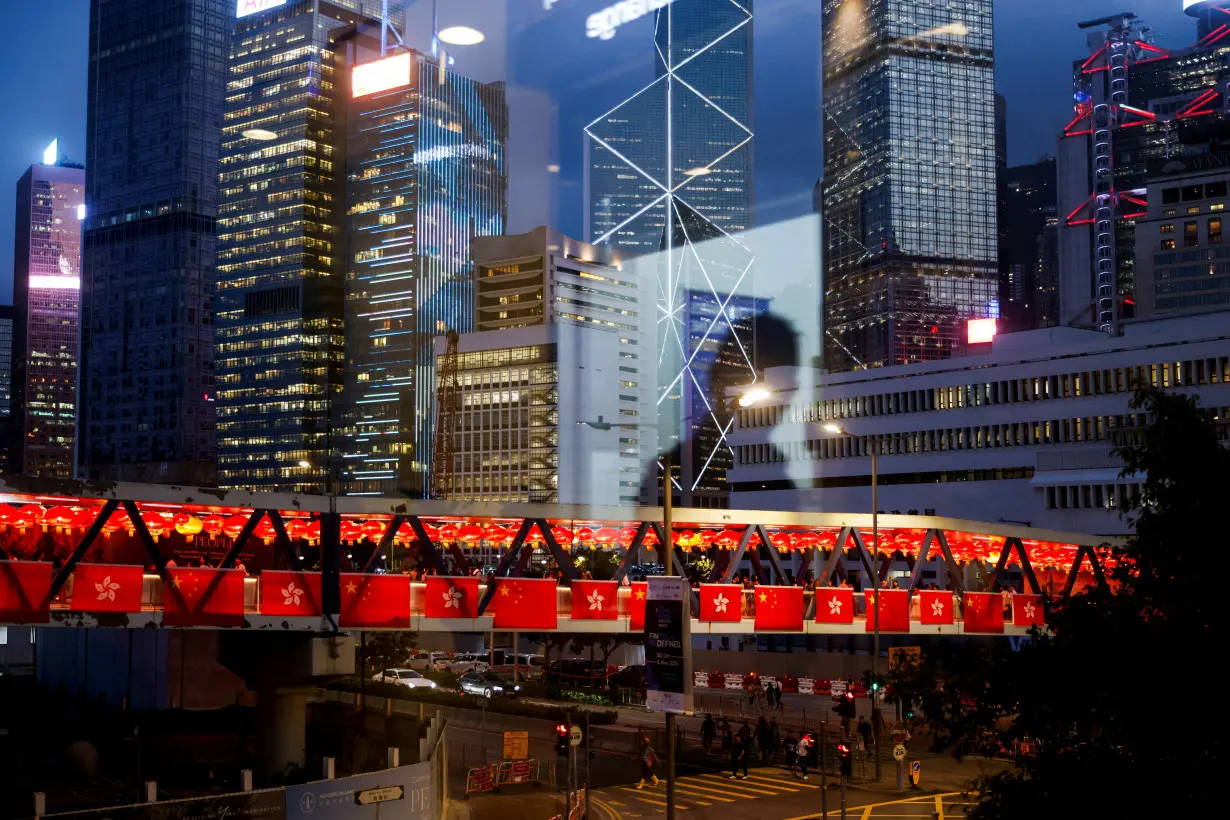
<box><xmin>425</xmin><ymin>576</ymin><xmax>480</xmax><ymax>618</ymax></box>
<box><xmin>163</xmin><ymin>568</ymin><xmax>245</xmax><ymax>627</ymax></box>
<box><xmin>963</xmin><ymin>592</ymin><xmax>1004</xmax><ymax>633</ymax></box>
<box><xmin>815</xmin><ymin>586</ymin><xmax>854</xmax><ymax>624</ymax></box>
<box><xmin>627</xmin><ymin>582</ymin><xmax>647</xmax><ymax>630</ymax></box>
<box><xmin>340</xmin><ymin>573</ymin><xmax>411</xmax><ymax>628</ymax></box>
<box><xmin>71</xmin><ymin>564</ymin><xmax>144</xmax><ymax>613</ymax></box>
<box><xmin>571</xmin><ymin>580</ymin><xmax>619</xmax><ymax>621</ymax></box>
<box><xmin>1012</xmin><ymin>593</ymin><xmax>1046</xmax><ymax>628</ymax></box>
<box><xmin>918</xmin><ymin>590</ymin><xmax>955</xmax><ymax>625</ymax></box>
<box><xmin>865</xmin><ymin>588</ymin><xmax>910</xmax><ymax>632</ymax></box>
<box><xmin>260</xmin><ymin>570</ymin><xmax>322</xmax><ymax>617</ymax></box>
<box><xmin>492</xmin><ymin>578</ymin><xmax>558</xmax><ymax>629</ymax></box>
<box><xmin>753</xmin><ymin>585</ymin><xmax>804</xmax><ymax>631</ymax></box>
<box><xmin>0</xmin><ymin>560</ymin><xmax>52</xmax><ymax>623</ymax></box>
<box><xmin>698</xmin><ymin>584</ymin><xmax>742</xmax><ymax>623</ymax></box>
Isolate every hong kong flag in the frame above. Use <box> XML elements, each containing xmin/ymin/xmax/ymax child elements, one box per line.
<box><xmin>1012</xmin><ymin>594</ymin><xmax>1046</xmax><ymax>628</ymax></box>
<box><xmin>163</xmin><ymin>568</ymin><xmax>246</xmax><ymax>627</ymax></box>
<box><xmin>0</xmin><ymin>560</ymin><xmax>52</xmax><ymax>623</ymax></box>
<box><xmin>341</xmin><ymin>573</ymin><xmax>411</xmax><ymax>628</ymax></box>
<box><xmin>425</xmin><ymin>576</ymin><xmax>480</xmax><ymax>619</ymax></box>
<box><xmin>865</xmin><ymin>589</ymin><xmax>910</xmax><ymax>632</ymax></box>
<box><xmin>963</xmin><ymin>592</ymin><xmax>1004</xmax><ymax>633</ymax></box>
<box><xmin>918</xmin><ymin>590</ymin><xmax>955</xmax><ymax>625</ymax></box>
<box><xmin>627</xmin><ymin>582</ymin><xmax>647</xmax><ymax>630</ymax></box>
<box><xmin>699</xmin><ymin>584</ymin><xmax>742</xmax><ymax>623</ymax></box>
<box><xmin>815</xmin><ymin>586</ymin><xmax>854</xmax><ymax>624</ymax></box>
<box><xmin>260</xmin><ymin>570</ymin><xmax>323</xmax><ymax>617</ymax></box>
<box><xmin>753</xmin><ymin>586</ymin><xmax>804</xmax><ymax>631</ymax></box>
<box><xmin>71</xmin><ymin>564</ymin><xmax>144</xmax><ymax>613</ymax></box>
<box><xmin>572</xmin><ymin>580</ymin><xmax>619</xmax><ymax>621</ymax></box>
<box><xmin>493</xmin><ymin>578</ymin><xmax>558</xmax><ymax>629</ymax></box>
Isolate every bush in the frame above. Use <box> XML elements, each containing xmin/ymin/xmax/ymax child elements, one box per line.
<box><xmin>421</xmin><ymin>669</ymin><xmax>458</xmax><ymax>689</ymax></box>
<box><xmin>326</xmin><ymin>678</ymin><xmax>618</xmax><ymax>726</ymax></box>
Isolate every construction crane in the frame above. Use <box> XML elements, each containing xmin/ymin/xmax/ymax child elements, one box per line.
<box><xmin>430</xmin><ymin>328</ymin><xmax>461</xmax><ymax>500</ymax></box>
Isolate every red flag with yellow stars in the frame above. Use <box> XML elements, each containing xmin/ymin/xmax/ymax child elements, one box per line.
<box><xmin>865</xmin><ymin>588</ymin><xmax>910</xmax><ymax>632</ymax></box>
<box><xmin>0</xmin><ymin>560</ymin><xmax>52</xmax><ymax>623</ymax></box>
<box><xmin>699</xmin><ymin>584</ymin><xmax>743</xmax><ymax>623</ymax></box>
<box><xmin>815</xmin><ymin>586</ymin><xmax>854</xmax><ymax>624</ymax></box>
<box><xmin>492</xmin><ymin>578</ymin><xmax>558</xmax><ymax>630</ymax></box>
<box><xmin>163</xmin><ymin>568</ymin><xmax>246</xmax><ymax>627</ymax></box>
<box><xmin>962</xmin><ymin>591</ymin><xmax>1004</xmax><ymax>633</ymax></box>
<box><xmin>571</xmin><ymin>580</ymin><xmax>619</xmax><ymax>621</ymax></box>
<box><xmin>753</xmin><ymin>585</ymin><xmax>804</xmax><ymax>631</ymax></box>
<box><xmin>340</xmin><ymin>573</ymin><xmax>411</xmax><ymax>628</ymax></box>
<box><xmin>1012</xmin><ymin>593</ymin><xmax>1046</xmax><ymax>628</ymax></box>
<box><xmin>626</xmin><ymin>582</ymin><xmax>647</xmax><ymax>630</ymax></box>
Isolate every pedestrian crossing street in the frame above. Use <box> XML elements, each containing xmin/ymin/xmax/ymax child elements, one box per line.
<box><xmin>605</xmin><ymin>767</ymin><xmax>818</xmax><ymax>811</ymax></box>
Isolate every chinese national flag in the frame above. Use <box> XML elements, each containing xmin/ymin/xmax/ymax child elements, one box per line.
<box><xmin>918</xmin><ymin>590</ymin><xmax>955</xmax><ymax>625</ymax></box>
<box><xmin>753</xmin><ymin>586</ymin><xmax>804</xmax><ymax>631</ymax></box>
<box><xmin>963</xmin><ymin>592</ymin><xmax>1004</xmax><ymax>633</ymax></box>
<box><xmin>163</xmin><ymin>568</ymin><xmax>246</xmax><ymax>627</ymax></box>
<box><xmin>698</xmin><ymin>584</ymin><xmax>742</xmax><ymax>623</ymax></box>
<box><xmin>340</xmin><ymin>573</ymin><xmax>411</xmax><ymax>628</ymax></box>
<box><xmin>1012</xmin><ymin>593</ymin><xmax>1046</xmax><ymax>628</ymax></box>
<box><xmin>425</xmin><ymin>576</ymin><xmax>481</xmax><ymax>619</ymax></box>
<box><xmin>492</xmin><ymin>578</ymin><xmax>558</xmax><ymax>629</ymax></box>
<box><xmin>815</xmin><ymin>587</ymin><xmax>854</xmax><ymax>624</ymax></box>
<box><xmin>0</xmin><ymin>560</ymin><xmax>52</xmax><ymax>623</ymax></box>
<box><xmin>259</xmin><ymin>570</ymin><xmax>322</xmax><ymax>617</ymax></box>
<box><xmin>865</xmin><ymin>589</ymin><xmax>910</xmax><ymax>632</ymax></box>
<box><xmin>71</xmin><ymin>564</ymin><xmax>144</xmax><ymax>613</ymax></box>
<box><xmin>571</xmin><ymin>580</ymin><xmax>619</xmax><ymax>621</ymax></box>
<box><xmin>627</xmin><ymin>582</ymin><xmax>647</xmax><ymax>630</ymax></box>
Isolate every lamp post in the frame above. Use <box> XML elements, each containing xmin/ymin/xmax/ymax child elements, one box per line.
<box><xmin>823</xmin><ymin>423</ymin><xmax>881</xmax><ymax>782</ymax></box>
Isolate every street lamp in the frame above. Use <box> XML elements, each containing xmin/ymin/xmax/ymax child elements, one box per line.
<box><xmin>824</xmin><ymin>423</ymin><xmax>883</xmax><ymax>782</ymax></box>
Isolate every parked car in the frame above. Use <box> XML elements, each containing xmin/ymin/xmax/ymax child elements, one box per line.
<box><xmin>458</xmin><ymin>671</ymin><xmax>520</xmax><ymax>698</ymax></box>
<box><xmin>372</xmin><ymin>668</ymin><xmax>437</xmax><ymax>690</ymax></box>
<box><xmin>544</xmin><ymin>658</ymin><xmax>607</xmax><ymax>686</ymax></box>
<box><xmin>406</xmin><ymin>651</ymin><xmax>450</xmax><ymax>671</ymax></box>
<box><xmin>444</xmin><ymin>653</ymin><xmax>491</xmax><ymax>674</ymax></box>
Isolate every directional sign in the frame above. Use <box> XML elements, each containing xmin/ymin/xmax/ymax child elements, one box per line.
<box><xmin>893</xmin><ymin>744</ymin><xmax>907</xmax><ymax>762</ymax></box>
<box><xmin>888</xmin><ymin>646</ymin><xmax>921</xmax><ymax>669</ymax></box>
<box><xmin>569</xmin><ymin>725</ymin><xmax>583</xmax><ymax>747</ymax></box>
<box><xmin>355</xmin><ymin>786</ymin><xmax>404</xmax><ymax>806</ymax></box>
<box><xmin>909</xmin><ymin>759</ymin><xmax>922</xmax><ymax>785</ymax></box>
<box><xmin>503</xmin><ymin>731</ymin><xmax>529</xmax><ymax>760</ymax></box>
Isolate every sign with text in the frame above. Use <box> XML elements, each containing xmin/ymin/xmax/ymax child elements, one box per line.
<box><xmin>643</xmin><ymin>576</ymin><xmax>691</xmax><ymax>714</ymax></box>
<box><xmin>237</xmin><ymin>0</ymin><xmax>287</xmax><ymax>19</ymax></box>
<box><xmin>503</xmin><ymin>731</ymin><xmax>529</xmax><ymax>760</ymax></box>
<box><xmin>287</xmin><ymin>764</ymin><xmax>434</xmax><ymax>820</ymax></box>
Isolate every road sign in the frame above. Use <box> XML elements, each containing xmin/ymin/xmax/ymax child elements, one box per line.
<box><xmin>569</xmin><ymin>725</ymin><xmax>583</xmax><ymax>746</ymax></box>
<box><xmin>893</xmin><ymin>744</ymin><xmax>907</xmax><ymax>762</ymax></box>
<box><xmin>891</xmin><ymin>726</ymin><xmax>910</xmax><ymax>744</ymax></box>
<box><xmin>909</xmin><ymin>759</ymin><xmax>922</xmax><ymax>786</ymax></box>
<box><xmin>355</xmin><ymin>786</ymin><xmax>404</xmax><ymax>806</ymax></box>
<box><xmin>888</xmin><ymin>646</ymin><xmax>921</xmax><ymax>668</ymax></box>
<box><xmin>503</xmin><ymin>731</ymin><xmax>529</xmax><ymax>760</ymax></box>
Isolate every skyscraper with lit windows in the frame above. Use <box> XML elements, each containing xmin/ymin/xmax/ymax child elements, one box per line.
<box><xmin>216</xmin><ymin>0</ymin><xmax>394</xmax><ymax>493</ymax></box>
<box><xmin>822</xmin><ymin>0</ymin><xmax>998</xmax><ymax>371</ymax></box>
<box><xmin>340</xmin><ymin>46</ymin><xmax>507</xmax><ymax>497</ymax></box>
<box><xmin>12</xmin><ymin>156</ymin><xmax>85</xmax><ymax>478</ymax></box>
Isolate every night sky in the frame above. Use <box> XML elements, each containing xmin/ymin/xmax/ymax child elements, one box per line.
<box><xmin>0</xmin><ymin>0</ymin><xmax>1201</xmax><ymax>301</ymax></box>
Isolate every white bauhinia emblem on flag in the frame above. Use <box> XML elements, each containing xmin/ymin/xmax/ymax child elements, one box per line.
<box><xmin>1023</xmin><ymin>601</ymin><xmax>1037</xmax><ymax>619</ymax></box>
<box><xmin>713</xmin><ymin>593</ymin><xmax>729</xmax><ymax>614</ymax></box>
<box><xmin>588</xmin><ymin>589</ymin><xmax>604</xmax><ymax>611</ymax></box>
<box><xmin>282</xmin><ymin>584</ymin><xmax>304</xmax><ymax>607</ymax></box>
<box><xmin>930</xmin><ymin>598</ymin><xmax>944</xmax><ymax>617</ymax></box>
<box><xmin>95</xmin><ymin>576</ymin><xmax>120</xmax><ymax>602</ymax></box>
<box><xmin>444</xmin><ymin>586</ymin><xmax>463</xmax><ymax>609</ymax></box>
<box><xmin>828</xmin><ymin>596</ymin><xmax>843</xmax><ymax>615</ymax></box>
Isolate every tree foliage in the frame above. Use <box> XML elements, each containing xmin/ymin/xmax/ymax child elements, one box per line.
<box><xmin>356</xmin><ymin>630</ymin><xmax>418</xmax><ymax>677</ymax></box>
<box><xmin>893</xmin><ymin>389</ymin><xmax>1225</xmax><ymax>818</ymax></box>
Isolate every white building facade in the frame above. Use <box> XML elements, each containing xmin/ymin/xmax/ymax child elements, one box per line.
<box><xmin>728</xmin><ymin>312</ymin><xmax>1230</xmax><ymax>536</ymax></box>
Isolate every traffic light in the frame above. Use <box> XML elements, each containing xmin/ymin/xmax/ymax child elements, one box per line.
<box><xmin>903</xmin><ymin>697</ymin><xmax>915</xmax><ymax>720</ymax></box>
<box><xmin>802</xmin><ymin>732</ymin><xmax>818</xmax><ymax>767</ymax></box>
<box><xmin>555</xmin><ymin>724</ymin><xmax>569</xmax><ymax>756</ymax></box>
<box><xmin>837</xmin><ymin>742</ymin><xmax>853</xmax><ymax>778</ymax></box>
<box><xmin>833</xmin><ymin>691</ymin><xmax>856</xmax><ymax>719</ymax></box>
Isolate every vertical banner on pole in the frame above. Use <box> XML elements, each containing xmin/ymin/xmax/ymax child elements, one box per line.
<box><xmin>643</xmin><ymin>576</ymin><xmax>692</xmax><ymax>714</ymax></box>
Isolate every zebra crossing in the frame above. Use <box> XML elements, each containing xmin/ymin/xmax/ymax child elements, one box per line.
<box><xmin>604</xmin><ymin>767</ymin><xmax>818</xmax><ymax>812</ymax></box>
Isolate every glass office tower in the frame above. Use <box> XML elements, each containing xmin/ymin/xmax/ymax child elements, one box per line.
<box><xmin>80</xmin><ymin>0</ymin><xmax>228</xmax><ymax>485</ymax></box>
<box><xmin>12</xmin><ymin>160</ymin><xmax>85</xmax><ymax>478</ymax></box>
<box><xmin>822</xmin><ymin>0</ymin><xmax>997</xmax><ymax>371</ymax></box>
<box><xmin>342</xmin><ymin>49</ymin><xmax>507</xmax><ymax>497</ymax></box>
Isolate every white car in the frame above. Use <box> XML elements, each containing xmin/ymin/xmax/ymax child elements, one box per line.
<box><xmin>444</xmin><ymin>654</ymin><xmax>491</xmax><ymax>675</ymax></box>
<box><xmin>407</xmin><ymin>651</ymin><xmax>450</xmax><ymax>671</ymax></box>
<box><xmin>373</xmin><ymin>668</ymin><xmax>437</xmax><ymax>690</ymax></box>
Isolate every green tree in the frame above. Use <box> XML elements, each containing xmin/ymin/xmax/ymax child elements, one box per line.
<box><xmin>356</xmin><ymin>631</ymin><xmax>418</xmax><ymax>678</ymax></box>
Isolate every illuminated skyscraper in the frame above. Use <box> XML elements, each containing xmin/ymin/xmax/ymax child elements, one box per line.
<box><xmin>341</xmin><ymin>47</ymin><xmax>507</xmax><ymax>497</ymax></box>
<box><xmin>12</xmin><ymin>156</ymin><xmax>85</xmax><ymax>478</ymax></box>
<box><xmin>822</xmin><ymin>0</ymin><xmax>998</xmax><ymax>370</ymax></box>
<box><xmin>216</xmin><ymin>0</ymin><xmax>395</xmax><ymax>493</ymax></box>
<box><xmin>80</xmin><ymin>0</ymin><xmax>227</xmax><ymax>485</ymax></box>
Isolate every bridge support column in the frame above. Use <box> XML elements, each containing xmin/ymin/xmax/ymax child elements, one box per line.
<box><xmin>257</xmin><ymin>686</ymin><xmax>314</xmax><ymax>779</ymax></box>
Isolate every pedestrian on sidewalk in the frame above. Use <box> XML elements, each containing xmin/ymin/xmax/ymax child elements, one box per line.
<box><xmin>784</xmin><ymin>729</ymin><xmax>797</xmax><ymax>775</ymax></box>
<box><xmin>636</xmin><ymin>737</ymin><xmax>660</xmax><ymax>789</ymax></box>
<box><xmin>796</xmin><ymin>734</ymin><xmax>812</xmax><ymax>780</ymax></box>
<box><xmin>701</xmin><ymin>714</ymin><xmax>717</xmax><ymax>756</ymax></box>
<box><xmin>729</xmin><ymin>726</ymin><xmax>749</xmax><ymax>780</ymax></box>
<box><xmin>857</xmin><ymin>715</ymin><xmax>872</xmax><ymax>753</ymax></box>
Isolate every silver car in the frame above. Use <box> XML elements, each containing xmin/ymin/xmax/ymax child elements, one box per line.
<box><xmin>373</xmin><ymin>668</ymin><xmax>438</xmax><ymax>690</ymax></box>
<box><xmin>458</xmin><ymin>671</ymin><xmax>519</xmax><ymax>698</ymax></box>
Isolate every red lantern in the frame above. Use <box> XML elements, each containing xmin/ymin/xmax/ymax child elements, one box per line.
<box><xmin>594</xmin><ymin>527</ymin><xmax>619</xmax><ymax>545</ymax></box>
<box><xmin>44</xmin><ymin>506</ymin><xmax>74</xmax><ymax>530</ymax></box>
<box><xmin>286</xmin><ymin>518</ymin><xmax>308</xmax><ymax>540</ymax></box>
<box><xmin>360</xmin><ymin>519</ymin><xmax>386</xmax><ymax>541</ymax></box>
<box><xmin>574</xmin><ymin>527</ymin><xmax>594</xmax><ymax>543</ymax></box>
<box><xmin>202</xmin><ymin>515</ymin><xmax>225</xmax><ymax>537</ymax></box>
<box><xmin>714</xmin><ymin>530</ymin><xmax>739</xmax><ymax>549</ymax></box>
<box><xmin>617</xmin><ymin>526</ymin><xmax>638</xmax><ymax>546</ymax></box>
<box><xmin>254</xmin><ymin>516</ymin><xmax>277</xmax><ymax>543</ymax></box>
<box><xmin>303</xmin><ymin>519</ymin><xmax>321</xmax><ymax>543</ymax></box>
<box><xmin>550</xmin><ymin>526</ymin><xmax>574</xmax><ymax>545</ymax></box>
<box><xmin>222</xmin><ymin>514</ymin><xmax>248</xmax><ymax>538</ymax></box>
<box><xmin>71</xmin><ymin>507</ymin><xmax>99</xmax><ymax>530</ymax></box>
<box><xmin>459</xmin><ymin>524</ymin><xmax>486</xmax><ymax>543</ymax></box>
<box><xmin>488</xmin><ymin>526</ymin><xmax>514</xmax><ymax>545</ymax></box>
<box><xmin>437</xmin><ymin>523</ymin><xmax>460</xmax><ymax>541</ymax></box>
<box><xmin>0</xmin><ymin>505</ymin><xmax>17</xmax><ymax>529</ymax></box>
<box><xmin>642</xmin><ymin>529</ymin><xmax>660</xmax><ymax>547</ymax></box>
<box><xmin>15</xmin><ymin>504</ymin><xmax>44</xmax><ymax>529</ymax></box>
<box><xmin>142</xmin><ymin>512</ymin><xmax>170</xmax><ymax>541</ymax></box>
<box><xmin>770</xmin><ymin>531</ymin><xmax>794</xmax><ymax>550</ymax></box>
<box><xmin>339</xmin><ymin>520</ymin><xmax>361</xmax><ymax>542</ymax></box>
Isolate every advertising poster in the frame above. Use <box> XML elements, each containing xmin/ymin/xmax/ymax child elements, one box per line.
<box><xmin>643</xmin><ymin>576</ymin><xmax>691</xmax><ymax>713</ymax></box>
